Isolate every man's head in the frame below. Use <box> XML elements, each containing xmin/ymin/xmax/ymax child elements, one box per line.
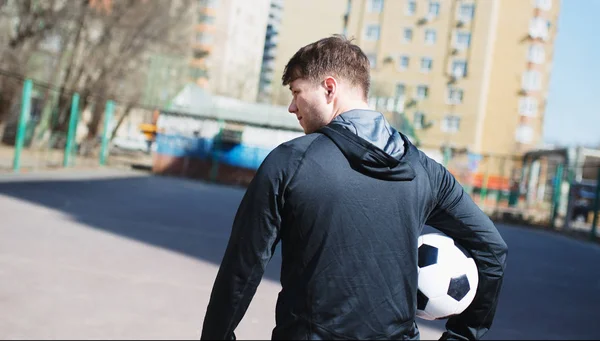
<box><xmin>282</xmin><ymin>35</ymin><xmax>371</xmax><ymax>134</ymax></box>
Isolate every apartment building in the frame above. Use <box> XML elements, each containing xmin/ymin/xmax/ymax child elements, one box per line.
<box><xmin>257</xmin><ymin>0</ymin><xmax>284</xmax><ymax>103</ymax></box>
<box><xmin>191</xmin><ymin>0</ymin><xmax>271</xmax><ymax>102</ymax></box>
<box><xmin>344</xmin><ymin>0</ymin><xmax>560</xmax><ymax>158</ymax></box>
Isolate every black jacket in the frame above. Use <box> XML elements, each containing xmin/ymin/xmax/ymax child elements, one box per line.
<box><xmin>201</xmin><ymin>110</ymin><xmax>508</xmax><ymax>340</ymax></box>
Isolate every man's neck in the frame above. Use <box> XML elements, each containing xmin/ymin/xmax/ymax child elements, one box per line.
<box><xmin>333</xmin><ymin>100</ymin><xmax>372</xmax><ymax>118</ymax></box>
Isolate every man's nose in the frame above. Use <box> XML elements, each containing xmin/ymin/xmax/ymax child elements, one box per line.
<box><xmin>288</xmin><ymin>99</ymin><xmax>297</xmax><ymax>114</ymax></box>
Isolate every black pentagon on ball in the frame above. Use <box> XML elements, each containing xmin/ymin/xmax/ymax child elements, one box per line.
<box><xmin>418</xmin><ymin>244</ymin><xmax>438</xmax><ymax>268</ymax></box>
<box><xmin>417</xmin><ymin>289</ymin><xmax>429</xmax><ymax>310</ymax></box>
<box><xmin>447</xmin><ymin>274</ymin><xmax>470</xmax><ymax>301</ymax></box>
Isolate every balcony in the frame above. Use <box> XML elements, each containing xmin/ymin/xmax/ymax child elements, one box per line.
<box><xmin>261</xmin><ymin>59</ymin><xmax>276</xmax><ymax>72</ymax></box>
<box><xmin>260</xmin><ymin>69</ymin><xmax>274</xmax><ymax>81</ymax></box>
<box><xmin>266</xmin><ymin>24</ymin><xmax>279</xmax><ymax>36</ymax></box>
<box><xmin>528</xmin><ymin>17</ymin><xmax>549</xmax><ymax>42</ymax></box>
<box><xmin>515</xmin><ymin>124</ymin><xmax>535</xmax><ymax>144</ymax></box>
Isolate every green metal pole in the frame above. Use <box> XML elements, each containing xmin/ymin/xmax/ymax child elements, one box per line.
<box><xmin>550</xmin><ymin>163</ymin><xmax>564</xmax><ymax>228</ymax></box>
<box><xmin>481</xmin><ymin>172</ymin><xmax>490</xmax><ymax>203</ymax></box>
<box><xmin>209</xmin><ymin>120</ymin><xmax>224</xmax><ymax>183</ymax></box>
<box><xmin>13</xmin><ymin>79</ymin><xmax>33</xmax><ymax>173</ymax></box>
<box><xmin>99</xmin><ymin>100</ymin><xmax>115</xmax><ymax>166</ymax></box>
<box><xmin>63</xmin><ymin>93</ymin><xmax>80</xmax><ymax>167</ymax></box>
<box><xmin>591</xmin><ymin>167</ymin><xmax>600</xmax><ymax>240</ymax></box>
<box><xmin>480</xmin><ymin>156</ymin><xmax>490</xmax><ymax>204</ymax></box>
<box><xmin>442</xmin><ymin>145</ymin><xmax>451</xmax><ymax>167</ymax></box>
<box><xmin>496</xmin><ymin>157</ymin><xmax>506</xmax><ymax>206</ymax></box>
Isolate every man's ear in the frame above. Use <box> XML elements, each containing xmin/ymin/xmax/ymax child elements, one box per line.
<box><xmin>323</xmin><ymin>76</ymin><xmax>337</xmax><ymax>102</ymax></box>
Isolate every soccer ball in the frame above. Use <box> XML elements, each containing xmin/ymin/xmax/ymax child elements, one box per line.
<box><xmin>416</xmin><ymin>233</ymin><xmax>479</xmax><ymax>320</ymax></box>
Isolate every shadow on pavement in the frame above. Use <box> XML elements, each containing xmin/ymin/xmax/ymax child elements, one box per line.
<box><xmin>0</xmin><ymin>173</ymin><xmax>284</xmax><ymax>281</ymax></box>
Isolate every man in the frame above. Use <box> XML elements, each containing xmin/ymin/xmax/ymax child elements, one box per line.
<box><xmin>201</xmin><ymin>35</ymin><xmax>508</xmax><ymax>340</ymax></box>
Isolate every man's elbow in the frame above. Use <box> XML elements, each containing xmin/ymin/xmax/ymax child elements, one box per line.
<box><xmin>491</xmin><ymin>234</ymin><xmax>508</xmax><ymax>274</ymax></box>
<box><xmin>499</xmin><ymin>238</ymin><xmax>508</xmax><ymax>265</ymax></box>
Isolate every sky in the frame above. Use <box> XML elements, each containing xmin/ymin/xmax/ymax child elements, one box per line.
<box><xmin>543</xmin><ymin>0</ymin><xmax>600</xmax><ymax>147</ymax></box>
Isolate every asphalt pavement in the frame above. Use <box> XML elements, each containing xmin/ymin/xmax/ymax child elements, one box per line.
<box><xmin>0</xmin><ymin>169</ymin><xmax>599</xmax><ymax>340</ymax></box>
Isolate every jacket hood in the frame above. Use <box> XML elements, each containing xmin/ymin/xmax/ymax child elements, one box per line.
<box><xmin>317</xmin><ymin>110</ymin><xmax>416</xmax><ymax>181</ymax></box>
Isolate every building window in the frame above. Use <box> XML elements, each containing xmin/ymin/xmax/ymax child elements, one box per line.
<box><xmin>406</xmin><ymin>0</ymin><xmax>416</xmax><ymax>16</ymax></box>
<box><xmin>369</xmin><ymin>0</ymin><xmax>384</xmax><ymax>12</ymax></box>
<box><xmin>403</xmin><ymin>28</ymin><xmax>413</xmax><ymax>42</ymax></box>
<box><xmin>454</xmin><ymin>31</ymin><xmax>471</xmax><ymax>50</ymax></box>
<box><xmin>529</xmin><ymin>17</ymin><xmax>549</xmax><ymax>40</ymax></box>
<box><xmin>414</xmin><ymin>112</ymin><xmax>425</xmax><ymax>129</ymax></box>
<box><xmin>375</xmin><ymin>97</ymin><xmax>394</xmax><ymax>112</ymax></box>
<box><xmin>519</xmin><ymin>97</ymin><xmax>539</xmax><ymax>117</ymax></box>
<box><xmin>528</xmin><ymin>44</ymin><xmax>545</xmax><ymax>64</ymax></box>
<box><xmin>196</xmin><ymin>32</ymin><xmax>213</xmax><ymax>44</ymax></box>
<box><xmin>522</xmin><ymin>70</ymin><xmax>542</xmax><ymax>91</ymax></box>
<box><xmin>199</xmin><ymin>14</ymin><xmax>216</xmax><ymax>24</ymax></box>
<box><xmin>442</xmin><ymin>115</ymin><xmax>461</xmax><ymax>133</ymax></box>
<box><xmin>365</xmin><ymin>24</ymin><xmax>381</xmax><ymax>41</ymax></box>
<box><xmin>367</xmin><ymin>54</ymin><xmax>377</xmax><ymax>68</ymax></box>
<box><xmin>447</xmin><ymin>87</ymin><xmax>463</xmax><ymax>104</ymax></box>
<box><xmin>420</xmin><ymin>57</ymin><xmax>433</xmax><ymax>72</ymax></box>
<box><xmin>425</xmin><ymin>29</ymin><xmax>437</xmax><ymax>44</ymax></box>
<box><xmin>193</xmin><ymin>49</ymin><xmax>208</xmax><ymax>59</ymax></box>
<box><xmin>395</xmin><ymin>83</ymin><xmax>406</xmax><ymax>99</ymax></box>
<box><xmin>428</xmin><ymin>1</ymin><xmax>440</xmax><ymax>17</ymax></box>
<box><xmin>198</xmin><ymin>0</ymin><xmax>218</xmax><ymax>8</ymax></box>
<box><xmin>415</xmin><ymin>85</ymin><xmax>429</xmax><ymax>100</ymax></box>
<box><xmin>515</xmin><ymin>124</ymin><xmax>534</xmax><ymax>144</ymax></box>
<box><xmin>457</xmin><ymin>3</ymin><xmax>475</xmax><ymax>22</ymax></box>
<box><xmin>534</xmin><ymin>0</ymin><xmax>552</xmax><ymax>11</ymax></box>
<box><xmin>190</xmin><ymin>66</ymin><xmax>207</xmax><ymax>79</ymax></box>
<box><xmin>399</xmin><ymin>55</ymin><xmax>410</xmax><ymax>70</ymax></box>
<box><xmin>451</xmin><ymin>60</ymin><xmax>468</xmax><ymax>78</ymax></box>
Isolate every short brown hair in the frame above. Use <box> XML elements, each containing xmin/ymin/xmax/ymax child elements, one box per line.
<box><xmin>282</xmin><ymin>35</ymin><xmax>371</xmax><ymax>100</ymax></box>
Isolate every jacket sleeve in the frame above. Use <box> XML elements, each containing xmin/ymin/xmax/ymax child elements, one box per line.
<box><xmin>423</xmin><ymin>156</ymin><xmax>508</xmax><ymax>340</ymax></box>
<box><xmin>200</xmin><ymin>148</ymin><xmax>288</xmax><ymax>340</ymax></box>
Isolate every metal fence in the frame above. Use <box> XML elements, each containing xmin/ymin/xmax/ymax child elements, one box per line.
<box><xmin>0</xmin><ymin>76</ymin><xmax>155</xmax><ymax>173</ymax></box>
<box><xmin>2</xmin><ymin>76</ymin><xmax>599</xmax><ymax>241</ymax></box>
<box><xmin>442</xmin><ymin>148</ymin><xmax>600</xmax><ymax>240</ymax></box>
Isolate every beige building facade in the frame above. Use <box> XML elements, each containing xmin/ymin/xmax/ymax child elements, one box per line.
<box><xmin>267</xmin><ymin>0</ymin><xmax>349</xmax><ymax>105</ymax></box>
<box><xmin>345</xmin><ymin>0</ymin><xmax>560</xmax><ymax>158</ymax></box>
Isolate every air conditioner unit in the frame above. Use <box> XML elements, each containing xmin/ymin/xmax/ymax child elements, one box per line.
<box><xmin>456</xmin><ymin>20</ymin><xmax>465</xmax><ymax>28</ymax></box>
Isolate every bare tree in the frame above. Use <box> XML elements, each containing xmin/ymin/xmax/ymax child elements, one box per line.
<box><xmin>0</xmin><ymin>0</ymin><xmax>194</xmax><ymax>143</ymax></box>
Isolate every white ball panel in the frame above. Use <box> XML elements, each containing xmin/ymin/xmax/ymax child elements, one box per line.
<box><xmin>424</xmin><ymin>295</ymin><xmax>458</xmax><ymax>320</ymax></box>
<box><xmin>418</xmin><ymin>263</ymin><xmax>451</xmax><ymax>299</ymax></box>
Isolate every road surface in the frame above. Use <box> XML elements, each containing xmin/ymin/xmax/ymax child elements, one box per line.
<box><xmin>0</xmin><ymin>169</ymin><xmax>599</xmax><ymax>339</ymax></box>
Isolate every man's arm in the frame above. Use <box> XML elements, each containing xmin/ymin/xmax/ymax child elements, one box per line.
<box><xmin>423</xmin><ymin>156</ymin><xmax>508</xmax><ymax>340</ymax></box>
<box><xmin>200</xmin><ymin>149</ymin><xmax>287</xmax><ymax>340</ymax></box>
